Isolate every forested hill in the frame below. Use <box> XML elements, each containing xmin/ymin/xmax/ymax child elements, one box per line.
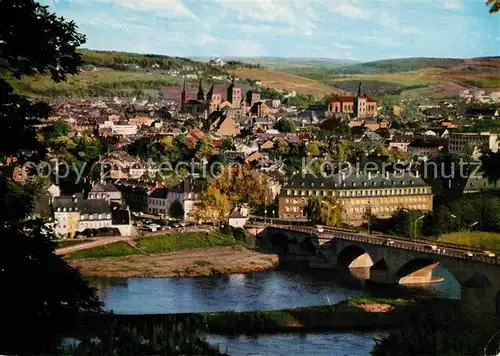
<box><xmin>79</xmin><ymin>49</ymin><xmax>198</xmax><ymax>70</ymax></box>
<box><xmin>329</xmin><ymin>58</ymin><xmax>466</xmax><ymax>75</ymax></box>
<box><xmin>78</xmin><ymin>49</ymin><xmax>261</xmax><ymax>72</ymax></box>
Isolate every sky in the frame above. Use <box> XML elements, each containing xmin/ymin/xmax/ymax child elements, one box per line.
<box><xmin>40</xmin><ymin>0</ymin><xmax>500</xmax><ymax>62</ymax></box>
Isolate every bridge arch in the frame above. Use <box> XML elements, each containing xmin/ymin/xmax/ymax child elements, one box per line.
<box><xmin>337</xmin><ymin>245</ymin><xmax>374</xmax><ymax>268</ymax></box>
<box><xmin>395</xmin><ymin>258</ymin><xmax>439</xmax><ymax>284</ymax></box>
<box><xmin>268</xmin><ymin>232</ymin><xmax>290</xmax><ymax>255</ymax></box>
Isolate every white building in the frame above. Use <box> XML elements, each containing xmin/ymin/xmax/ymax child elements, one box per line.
<box><xmin>88</xmin><ymin>182</ymin><xmax>122</xmax><ymax>204</ymax></box>
<box><xmin>53</xmin><ymin>196</ymin><xmax>112</xmax><ymax>238</ymax></box>
<box><xmin>147</xmin><ymin>187</ymin><xmax>168</xmax><ymax>216</ymax></box>
<box><xmin>166</xmin><ymin>179</ymin><xmax>202</xmax><ymax>220</ymax></box>
<box><xmin>228</xmin><ymin>206</ymin><xmax>249</xmax><ymax>228</ymax></box>
<box><xmin>448</xmin><ymin>132</ymin><xmax>498</xmax><ymax>159</ymax></box>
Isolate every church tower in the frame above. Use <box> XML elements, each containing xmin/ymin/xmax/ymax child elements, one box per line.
<box><xmin>181</xmin><ymin>77</ymin><xmax>188</xmax><ymax>104</ymax></box>
<box><xmin>197</xmin><ymin>79</ymin><xmax>205</xmax><ymax>101</ymax></box>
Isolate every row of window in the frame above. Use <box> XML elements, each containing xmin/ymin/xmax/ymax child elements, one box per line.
<box><xmin>286</xmin><ymin>187</ymin><xmax>430</xmax><ymax>198</ymax></box>
<box><xmin>283</xmin><ymin>204</ymin><xmax>430</xmax><ymax>215</ymax></box>
<box><xmin>293</xmin><ymin>179</ymin><xmax>418</xmax><ymax>189</ymax></box>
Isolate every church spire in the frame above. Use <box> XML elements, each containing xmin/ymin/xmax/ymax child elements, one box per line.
<box><xmin>181</xmin><ymin>76</ymin><xmax>188</xmax><ymax>103</ymax></box>
<box><xmin>197</xmin><ymin>79</ymin><xmax>205</xmax><ymax>101</ymax></box>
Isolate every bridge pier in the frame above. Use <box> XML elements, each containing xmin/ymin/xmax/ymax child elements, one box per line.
<box><xmin>461</xmin><ymin>286</ymin><xmax>499</xmax><ymax>322</ymax></box>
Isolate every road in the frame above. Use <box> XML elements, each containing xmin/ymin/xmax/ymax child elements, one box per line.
<box><xmin>246</xmin><ymin>222</ymin><xmax>500</xmax><ymax>265</ymax></box>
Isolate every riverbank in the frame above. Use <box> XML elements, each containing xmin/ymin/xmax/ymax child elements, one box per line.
<box><xmin>69</xmin><ymin>246</ymin><xmax>278</xmax><ymax>278</ymax></box>
<box><xmin>106</xmin><ymin>297</ymin><xmax>462</xmax><ymax>334</ymax></box>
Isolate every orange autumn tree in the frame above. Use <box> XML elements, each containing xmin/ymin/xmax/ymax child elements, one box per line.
<box><xmin>191</xmin><ymin>165</ymin><xmax>271</xmax><ymax>221</ymax></box>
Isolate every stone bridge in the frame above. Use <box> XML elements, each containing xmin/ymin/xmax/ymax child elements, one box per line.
<box><xmin>246</xmin><ymin>223</ymin><xmax>500</xmax><ymax>319</ymax></box>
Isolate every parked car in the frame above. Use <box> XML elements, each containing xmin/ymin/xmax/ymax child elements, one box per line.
<box><xmin>386</xmin><ymin>239</ymin><xmax>394</xmax><ymax>245</ymax></box>
<box><xmin>484</xmin><ymin>251</ymin><xmax>495</xmax><ymax>257</ymax></box>
<box><xmin>316</xmin><ymin>225</ymin><xmax>324</xmax><ymax>233</ymax></box>
<box><xmin>466</xmin><ymin>251</ymin><xmax>474</xmax><ymax>257</ymax></box>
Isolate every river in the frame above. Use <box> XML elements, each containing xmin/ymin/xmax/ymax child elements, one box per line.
<box><xmin>89</xmin><ymin>266</ymin><xmax>461</xmax><ymax>355</ymax></box>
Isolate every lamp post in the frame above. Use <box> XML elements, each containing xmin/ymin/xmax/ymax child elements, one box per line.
<box><xmin>402</xmin><ymin>209</ymin><xmax>425</xmax><ymax>242</ymax></box>
<box><xmin>264</xmin><ymin>195</ymin><xmax>267</xmax><ymax>224</ymax></box>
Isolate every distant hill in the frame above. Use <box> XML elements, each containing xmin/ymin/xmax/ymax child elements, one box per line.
<box><xmin>192</xmin><ymin>57</ymin><xmax>357</xmax><ymax>70</ymax></box>
<box><xmin>329</xmin><ymin>58</ymin><xmax>465</xmax><ymax>75</ymax></box>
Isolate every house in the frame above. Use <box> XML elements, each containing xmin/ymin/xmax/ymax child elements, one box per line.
<box><xmin>88</xmin><ymin>182</ymin><xmax>122</xmax><ymax>204</ymax></box>
<box><xmin>53</xmin><ymin>196</ymin><xmax>112</xmax><ymax>238</ymax></box>
<box><xmin>147</xmin><ymin>187</ymin><xmax>168</xmax><ymax>216</ymax></box>
<box><xmin>166</xmin><ymin>179</ymin><xmax>202</xmax><ymax>220</ymax></box>
<box><xmin>448</xmin><ymin>132</ymin><xmax>498</xmax><ymax>159</ymax></box>
<box><xmin>279</xmin><ymin>170</ymin><xmax>432</xmax><ymax>225</ymax></box>
<box><xmin>228</xmin><ymin>206</ymin><xmax>249</xmax><ymax>228</ymax></box>
<box><xmin>210</xmin><ymin>116</ymin><xmax>240</xmax><ymax>137</ymax></box>
<box><xmin>115</xmin><ymin>181</ymin><xmax>150</xmax><ymax>212</ymax></box>
<box><xmin>260</xmin><ymin>140</ymin><xmax>275</xmax><ymax>151</ymax></box>
<box><xmin>408</xmin><ymin>138</ymin><xmax>446</xmax><ymax>158</ymax></box>
<box><xmin>388</xmin><ymin>136</ymin><xmax>412</xmax><ymax>152</ymax></box>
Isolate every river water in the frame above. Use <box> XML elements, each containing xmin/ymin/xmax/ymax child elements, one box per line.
<box><xmin>89</xmin><ymin>266</ymin><xmax>460</xmax><ymax>355</ymax></box>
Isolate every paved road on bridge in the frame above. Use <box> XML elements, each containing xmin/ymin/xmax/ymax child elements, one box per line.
<box><xmin>246</xmin><ymin>222</ymin><xmax>500</xmax><ymax>265</ymax></box>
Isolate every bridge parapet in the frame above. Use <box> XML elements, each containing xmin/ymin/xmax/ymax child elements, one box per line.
<box><xmin>245</xmin><ymin>223</ymin><xmax>500</xmax><ymax>265</ymax></box>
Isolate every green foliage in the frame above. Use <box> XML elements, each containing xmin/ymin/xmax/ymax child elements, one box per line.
<box><xmin>60</xmin><ymin>317</ymin><xmax>224</xmax><ymax>355</ymax></box>
<box><xmin>79</xmin><ymin>49</ymin><xmax>197</xmax><ymax>71</ymax></box>
<box><xmin>305</xmin><ymin>197</ymin><xmax>343</xmax><ymax>227</ymax></box>
<box><xmin>283</xmin><ymin>94</ymin><xmax>317</xmax><ymax>108</ymax></box>
<box><xmin>330</xmin><ymin>58</ymin><xmax>463</xmax><ymax>75</ymax></box>
<box><xmin>169</xmin><ymin>199</ymin><xmax>185</xmax><ymax>219</ymax></box>
<box><xmin>137</xmin><ymin>231</ymin><xmax>237</xmax><ymax>254</ymax></box>
<box><xmin>274</xmin><ymin>118</ymin><xmax>297</xmax><ymax>133</ymax></box>
<box><xmin>203</xmin><ymin>310</ymin><xmax>297</xmax><ymax>333</ymax></box>
<box><xmin>67</xmin><ymin>241</ymin><xmax>137</xmax><ymax>259</ymax></box>
<box><xmin>461</xmin><ymin>77</ymin><xmax>500</xmax><ymax>88</ymax></box>
<box><xmin>437</xmin><ymin>231</ymin><xmax>500</xmax><ymax>252</ymax></box>
<box><xmin>259</xmin><ymin>86</ymin><xmax>284</xmax><ymax>100</ymax></box>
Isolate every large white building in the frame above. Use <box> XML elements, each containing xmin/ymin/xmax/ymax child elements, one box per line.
<box><xmin>53</xmin><ymin>196</ymin><xmax>112</xmax><ymax>238</ymax></box>
<box><xmin>448</xmin><ymin>132</ymin><xmax>498</xmax><ymax>159</ymax></box>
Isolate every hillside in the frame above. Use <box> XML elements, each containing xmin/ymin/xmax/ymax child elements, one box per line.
<box><xmin>234</xmin><ymin>68</ymin><xmax>345</xmax><ymax>99</ymax></box>
<box><xmin>219</xmin><ymin>57</ymin><xmax>357</xmax><ymax>70</ymax></box>
<box><xmin>329</xmin><ymin>57</ymin><xmax>466</xmax><ymax>75</ymax></box>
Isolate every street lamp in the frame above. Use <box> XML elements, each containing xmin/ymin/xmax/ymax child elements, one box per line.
<box><xmin>402</xmin><ymin>209</ymin><xmax>425</xmax><ymax>242</ymax></box>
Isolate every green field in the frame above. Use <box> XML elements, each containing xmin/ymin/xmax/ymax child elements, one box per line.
<box><xmin>460</xmin><ymin>78</ymin><xmax>500</xmax><ymax>88</ymax></box>
<box><xmin>67</xmin><ymin>241</ymin><xmax>138</xmax><ymax>259</ymax></box>
<box><xmin>6</xmin><ymin>69</ymin><xmax>180</xmax><ymax>97</ymax></box>
<box><xmin>66</xmin><ymin>231</ymin><xmax>243</xmax><ymax>259</ymax></box>
<box><xmin>56</xmin><ymin>239</ymin><xmax>90</xmax><ymax>249</ymax></box>
<box><xmin>437</xmin><ymin>231</ymin><xmax>500</xmax><ymax>252</ymax></box>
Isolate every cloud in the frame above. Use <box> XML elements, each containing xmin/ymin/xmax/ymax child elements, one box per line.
<box><xmin>216</xmin><ymin>0</ymin><xmax>316</xmax><ymax>34</ymax></box>
<box><xmin>233</xmin><ymin>23</ymin><xmax>298</xmax><ymax>36</ymax></box>
<box><xmin>442</xmin><ymin>0</ymin><xmax>464</xmax><ymax>10</ymax></box>
<box><xmin>351</xmin><ymin>35</ymin><xmax>400</xmax><ymax>47</ymax></box>
<box><xmin>335</xmin><ymin>44</ymin><xmax>355</xmax><ymax>50</ymax></box>
<box><xmin>326</xmin><ymin>2</ymin><xmax>363</xmax><ymax>18</ymax></box>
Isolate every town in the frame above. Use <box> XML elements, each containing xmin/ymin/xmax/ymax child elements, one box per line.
<box><xmin>7</xmin><ymin>75</ymin><xmax>500</xmax><ymax>239</ymax></box>
<box><xmin>1</xmin><ymin>0</ymin><xmax>500</xmax><ymax>354</ymax></box>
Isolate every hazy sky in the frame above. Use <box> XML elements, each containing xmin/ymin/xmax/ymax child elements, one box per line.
<box><xmin>41</xmin><ymin>0</ymin><xmax>500</xmax><ymax>61</ymax></box>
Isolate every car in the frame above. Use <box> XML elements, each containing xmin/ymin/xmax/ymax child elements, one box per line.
<box><xmin>484</xmin><ymin>251</ymin><xmax>495</xmax><ymax>257</ymax></box>
<box><xmin>466</xmin><ymin>251</ymin><xmax>474</xmax><ymax>257</ymax></box>
<box><xmin>386</xmin><ymin>239</ymin><xmax>394</xmax><ymax>245</ymax></box>
<box><xmin>424</xmin><ymin>244</ymin><xmax>438</xmax><ymax>251</ymax></box>
<box><xmin>316</xmin><ymin>225</ymin><xmax>324</xmax><ymax>233</ymax></box>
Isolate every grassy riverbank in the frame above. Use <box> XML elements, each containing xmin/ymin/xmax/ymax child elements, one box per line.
<box><xmin>107</xmin><ymin>297</ymin><xmax>460</xmax><ymax>334</ymax></box>
<box><xmin>437</xmin><ymin>231</ymin><xmax>500</xmax><ymax>252</ymax></box>
<box><xmin>67</xmin><ymin>230</ymin><xmax>251</xmax><ymax>260</ymax></box>
<box><xmin>66</xmin><ymin>230</ymin><xmax>274</xmax><ymax>278</ymax></box>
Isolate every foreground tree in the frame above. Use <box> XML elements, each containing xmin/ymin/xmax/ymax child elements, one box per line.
<box><xmin>0</xmin><ymin>1</ymin><xmax>103</xmax><ymax>354</ymax></box>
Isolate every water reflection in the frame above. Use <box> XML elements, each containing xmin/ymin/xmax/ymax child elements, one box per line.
<box><xmin>206</xmin><ymin>332</ymin><xmax>378</xmax><ymax>356</ymax></box>
<box><xmin>88</xmin><ymin>265</ymin><xmax>461</xmax><ymax>315</ymax></box>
